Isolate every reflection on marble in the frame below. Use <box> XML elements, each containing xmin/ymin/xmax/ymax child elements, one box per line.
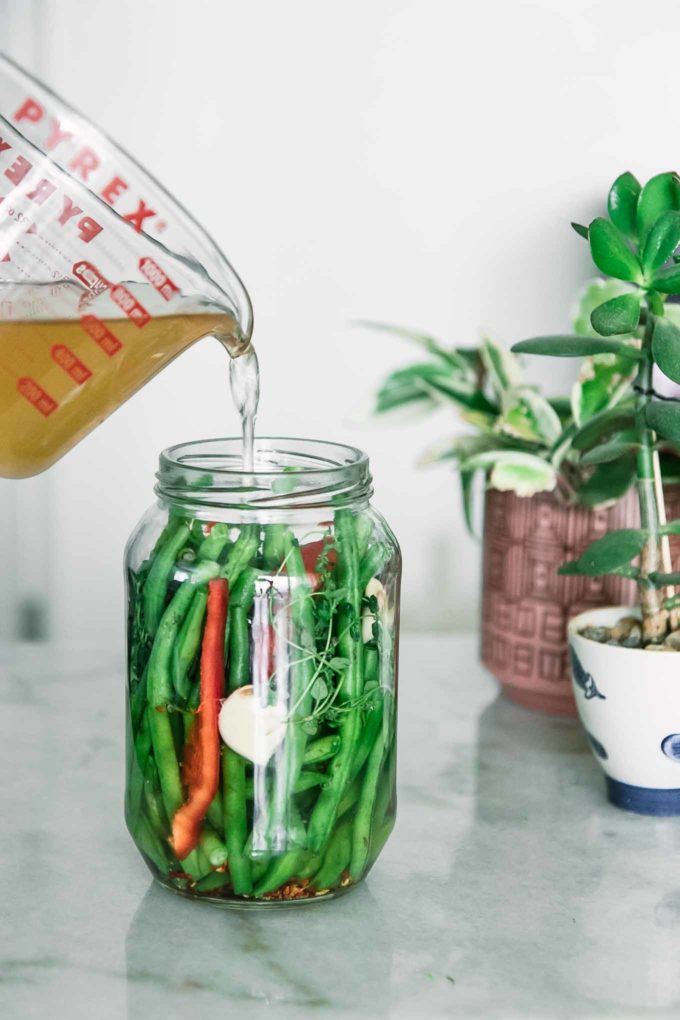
<box><xmin>2</xmin><ymin>636</ymin><xmax>680</xmax><ymax>1019</ymax></box>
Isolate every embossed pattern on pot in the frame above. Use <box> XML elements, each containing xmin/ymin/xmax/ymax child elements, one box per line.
<box><xmin>480</xmin><ymin>485</ymin><xmax>680</xmax><ymax>716</ymax></box>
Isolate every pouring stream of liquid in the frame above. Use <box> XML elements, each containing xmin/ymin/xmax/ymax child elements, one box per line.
<box><xmin>228</xmin><ymin>344</ymin><xmax>260</xmax><ymax>471</ymax></box>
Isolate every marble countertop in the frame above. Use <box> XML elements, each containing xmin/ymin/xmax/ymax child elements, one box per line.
<box><xmin>3</xmin><ymin>634</ymin><xmax>680</xmax><ymax>1019</ymax></box>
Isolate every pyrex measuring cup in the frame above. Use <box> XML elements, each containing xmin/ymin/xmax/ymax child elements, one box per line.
<box><xmin>0</xmin><ymin>53</ymin><xmax>253</xmax><ymax>478</ymax></box>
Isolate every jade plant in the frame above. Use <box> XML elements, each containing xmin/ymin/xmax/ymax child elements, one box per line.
<box><xmin>511</xmin><ymin>171</ymin><xmax>680</xmax><ymax>645</ymax></box>
<box><xmin>365</xmin><ymin>284</ymin><xmax>651</xmax><ymax>528</ymax></box>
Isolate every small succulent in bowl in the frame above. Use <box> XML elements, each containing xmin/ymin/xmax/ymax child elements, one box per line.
<box><xmin>512</xmin><ymin>171</ymin><xmax>680</xmax><ymax>647</ymax></box>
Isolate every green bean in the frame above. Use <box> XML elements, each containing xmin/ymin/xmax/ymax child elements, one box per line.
<box><xmin>298</xmin><ymin>852</ymin><xmax>322</xmax><ymax>880</ymax></box>
<box><xmin>143</xmin><ymin>521</ymin><xmax>192</xmax><ymax>636</ymax></box>
<box><xmin>251</xmin><ymin>856</ymin><xmax>270</xmax><ymax>884</ymax></box>
<box><xmin>366</xmin><ymin>818</ymin><xmax>394</xmax><ymax>870</ymax></box>
<box><xmin>308</xmin><ymin>510</ymin><xmax>364</xmax><ymax>852</ymax></box>
<box><xmin>130</xmin><ymin>661</ymin><xmax>149</xmax><ymax>734</ymax></box>
<box><xmin>223</xmin><ymin>570</ymin><xmax>257</xmax><ymax>896</ymax></box>
<box><xmin>171</xmin><ymin>588</ymin><xmax>207</xmax><ymax>700</ymax></box>
<box><xmin>348</xmin><ymin>697</ymin><xmax>383</xmax><ymax>782</ymax></box>
<box><xmin>199</xmin><ymin>827</ymin><xmax>229</xmax><ymax>867</ymax></box>
<box><xmin>350</xmin><ymin>727</ymin><xmax>387</xmax><ymax>880</ymax></box>
<box><xmin>303</xmin><ymin>734</ymin><xmax>341</xmax><ymax>765</ymax></box>
<box><xmin>267</xmin><ymin>532</ymin><xmax>316</xmax><ymax>851</ymax></box>
<box><xmin>147</xmin><ymin>559</ymin><xmax>220</xmax><ymax>876</ymax></box>
<box><xmin>222</xmin><ymin>527</ymin><xmax>259</xmax><ymax>658</ymax></box>
<box><xmin>195</xmin><ymin>870</ymin><xmax>230</xmax><ymax>893</ymax></box>
<box><xmin>263</xmin><ymin>523</ymin><xmax>287</xmax><ymax>570</ymax></box>
<box><xmin>193</xmin><ymin>846</ymin><xmax>213</xmax><ymax>880</ymax></box>
<box><xmin>358</xmin><ymin>542</ymin><xmax>390</xmax><ymax>592</ymax></box>
<box><xmin>312</xmin><ymin>818</ymin><xmax>352</xmax><ymax>891</ymax></box>
<box><xmin>206</xmin><ymin>793</ymin><xmax>225</xmax><ymax>833</ymax></box>
<box><xmin>246</xmin><ymin>770</ymin><xmax>325</xmax><ymax>800</ymax></box>
<box><xmin>362</xmin><ymin>644</ymin><xmax>378</xmax><ymax>682</ymax></box>
<box><xmin>369</xmin><ymin>742</ymin><xmax>397</xmax><ymax>852</ymax></box>
<box><xmin>354</xmin><ymin>512</ymin><xmax>373</xmax><ymax>563</ymax></box>
<box><xmin>254</xmin><ymin>849</ymin><xmax>308</xmax><ymax>897</ymax></box>
<box><xmin>127</xmin><ymin>709</ymin><xmax>151</xmax><ymax>831</ymax></box>
<box><xmin>337</xmin><ymin>775</ymin><xmax>362</xmax><ymax>818</ymax></box>
<box><xmin>245</xmin><ymin>830</ymin><xmax>272</xmax><ymax>882</ymax></box>
<box><xmin>135</xmin><ymin>814</ymin><xmax>169</xmax><ymax>873</ymax></box>
<box><xmin>197</xmin><ymin>522</ymin><xmax>231</xmax><ymax>562</ymax></box>
<box><xmin>225</xmin><ymin>525</ymin><xmax>260</xmax><ymax>585</ymax></box>
<box><xmin>142</xmin><ymin>757</ymin><xmax>168</xmax><ymax>834</ymax></box>
<box><xmin>223</xmin><ymin>747</ymin><xmax>251</xmax><ymax>894</ymax></box>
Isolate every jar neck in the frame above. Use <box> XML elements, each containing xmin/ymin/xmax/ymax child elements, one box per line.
<box><xmin>155</xmin><ymin>437</ymin><xmax>373</xmax><ymax>516</ymax></box>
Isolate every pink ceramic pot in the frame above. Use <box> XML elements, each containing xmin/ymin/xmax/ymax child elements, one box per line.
<box><xmin>480</xmin><ymin>486</ymin><xmax>680</xmax><ymax>717</ymax></box>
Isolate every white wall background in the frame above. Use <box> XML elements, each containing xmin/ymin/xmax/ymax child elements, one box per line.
<box><xmin>3</xmin><ymin>0</ymin><xmax>680</xmax><ymax>651</ymax></box>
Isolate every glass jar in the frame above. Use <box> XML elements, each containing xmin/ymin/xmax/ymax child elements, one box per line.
<box><xmin>124</xmin><ymin>438</ymin><xmax>400</xmax><ymax>905</ymax></box>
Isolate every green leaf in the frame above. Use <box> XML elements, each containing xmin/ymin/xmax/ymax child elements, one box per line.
<box><xmin>460</xmin><ymin>450</ymin><xmax>557</xmax><ymax>497</ymax></box>
<box><xmin>646</xmin><ymin>400</ymin><xmax>680</xmax><ymax>442</ymax></box>
<box><xmin>417</xmin><ymin>433</ymin><xmax>501</xmax><ymax>468</ymax></box>
<box><xmin>496</xmin><ymin>387</ymin><xmax>562</xmax><ymax>445</ymax></box>
<box><xmin>311</xmin><ymin>677</ymin><xmax>329</xmax><ymax>700</ymax></box>
<box><xmin>608</xmin><ymin>172</ymin><xmax>641</xmax><ymax>239</ymax></box>
<box><xmin>373</xmin><ymin>361</ymin><xmax>494</xmax><ymax>418</ymax></box>
<box><xmin>548</xmin><ymin>396</ymin><xmax>573</xmax><ymax>421</ymax></box>
<box><xmin>572</xmin><ymin>278</ymin><xmax>637</xmax><ymax>337</ymax></box>
<box><xmin>590</xmin><ymin>293</ymin><xmax>641</xmax><ymax>336</ymax></box>
<box><xmin>512</xmin><ymin>335</ymin><xmax>641</xmax><ymax>359</ymax></box>
<box><xmin>588</xmin><ymin>218</ymin><xmax>642</xmax><ymax>283</ymax></box>
<box><xmin>459</xmin><ymin>469</ymin><xmax>477</xmax><ymax>537</ymax></box>
<box><xmin>577</xmin><ymin>455</ymin><xmax>636</xmax><ymax>507</ymax></box>
<box><xmin>421</xmin><ymin>377</ymin><xmax>497</xmax><ymax>414</ymax></box>
<box><xmin>461</xmin><ymin>409</ymin><xmax>498</xmax><ymax>433</ymax></box>
<box><xmin>661</xmin><ymin>519</ymin><xmax>680</xmax><ymax>536</ymax></box>
<box><xmin>637</xmin><ymin>172</ymin><xmax>680</xmax><ymax>242</ymax></box>
<box><xmin>642</xmin><ymin>210</ymin><xmax>680</xmax><ymax>276</ymax></box>
<box><xmin>652</xmin><ymin>317</ymin><xmax>680</xmax><ymax>384</ymax></box>
<box><xmin>652</xmin><ymin>264</ymin><xmax>680</xmax><ymax>294</ymax></box>
<box><xmin>571</xmin><ymin>352</ymin><xmax>637</xmax><ymax>426</ymax></box>
<box><xmin>571</xmin><ymin>405</ymin><xmax>636</xmax><ymax>451</ymax></box>
<box><xmin>357</xmin><ymin>321</ymin><xmax>468</xmax><ymax>371</ymax></box>
<box><xmin>659</xmin><ymin>450</ymin><xmax>680</xmax><ymax>484</ymax></box>
<box><xmin>580</xmin><ymin>437</ymin><xmax>639</xmax><ymax>464</ymax></box>
<box><xmin>558</xmin><ymin>528</ymin><xmax>647</xmax><ymax>576</ymax></box>
<box><xmin>572</xmin><ymin>222</ymin><xmax>589</xmax><ymax>240</ymax></box>
<box><xmin>480</xmin><ymin>336</ymin><xmax>522</xmax><ymax>397</ymax></box>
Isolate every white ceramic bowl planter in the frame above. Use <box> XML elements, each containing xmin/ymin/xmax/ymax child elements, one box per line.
<box><xmin>568</xmin><ymin>606</ymin><xmax>680</xmax><ymax>815</ymax></box>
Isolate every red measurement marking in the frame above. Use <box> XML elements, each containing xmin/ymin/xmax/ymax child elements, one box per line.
<box><xmin>72</xmin><ymin>260</ymin><xmax>109</xmax><ymax>296</ymax></box>
<box><xmin>51</xmin><ymin>344</ymin><xmax>92</xmax><ymax>384</ymax></box>
<box><xmin>80</xmin><ymin>315</ymin><xmax>122</xmax><ymax>356</ymax></box>
<box><xmin>109</xmin><ymin>284</ymin><xmax>150</xmax><ymax>327</ymax></box>
<box><xmin>138</xmin><ymin>256</ymin><xmax>179</xmax><ymax>302</ymax></box>
<box><xmin>17</xmin><ymin>377</ymin><xmax>58</xmax><ymax>417</ymax></box>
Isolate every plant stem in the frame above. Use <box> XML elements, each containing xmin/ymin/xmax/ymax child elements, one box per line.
<box><xmin>635</xmin><ymin>312</ymin><xmax>668</xmax><ymax>643</ymax></box>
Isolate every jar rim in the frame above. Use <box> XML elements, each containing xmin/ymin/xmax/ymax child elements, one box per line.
<box><xmin>156</xmin><ymin>436</ymin><xmax>373</xmax><ymax>512</ymax></box>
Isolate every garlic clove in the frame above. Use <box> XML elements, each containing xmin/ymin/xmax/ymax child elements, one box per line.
<box><xmin>218</xmin><ymin>685</ymin><xmax>287</xmax><ymax>766</ymax></box>
<box><xmin>362</xmin><ymin>576</ymin><xmax>391</xmax><ymax>643</ymax></box>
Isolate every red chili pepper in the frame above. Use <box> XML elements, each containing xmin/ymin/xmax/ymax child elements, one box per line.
<box><xmin>300</xmin><ymin>538</ymin><xmax>336</xmax><ymax>588</ymax></box>
<box><xmin>171</xmin><ymin>578</ymin><xmax>228</xmax><ymax>860</ymax></box>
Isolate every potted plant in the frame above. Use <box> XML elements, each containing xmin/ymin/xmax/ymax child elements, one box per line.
<box><xmin>366</xmin><ymin>307</ymin><xmax>680</xmax><ymax>716</ymax></box>
<box><xmin>511</xmin><ymin>170</ymin><xmax>680</xmax><ymax>814</ymax></box>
